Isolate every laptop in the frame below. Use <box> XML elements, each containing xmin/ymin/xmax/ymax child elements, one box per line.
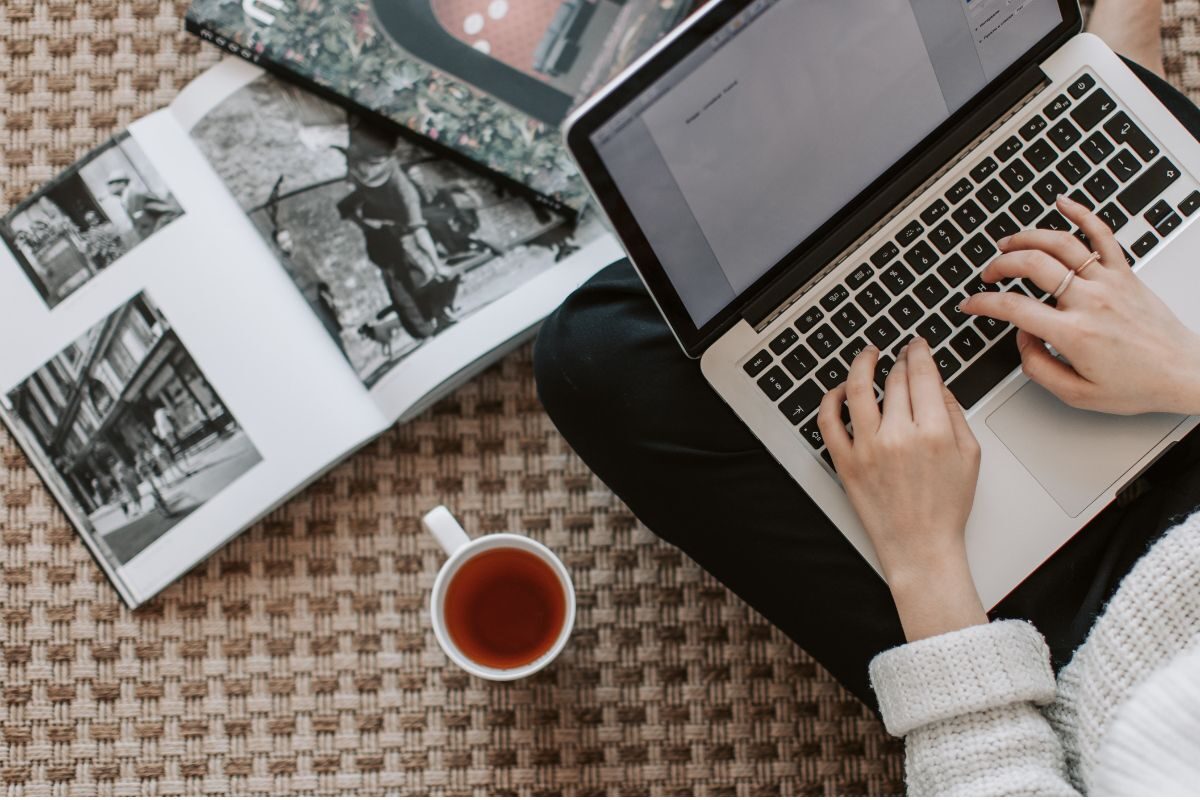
<box><xmin>564</xmin><ymin>0</ymin><xmax>1200</xmax><ymax>607</ymax></box>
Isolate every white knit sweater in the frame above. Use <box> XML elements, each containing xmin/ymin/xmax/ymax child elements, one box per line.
<box><xmin>869</xmin><ymin>510</ymin><xmax>1200</xmax><ymax>795</ymax></box>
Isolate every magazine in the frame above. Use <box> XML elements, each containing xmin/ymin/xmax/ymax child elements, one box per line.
<box><xmin>0</xmin><ymin>59</ymin><xmax>622</xmax><ymax>607</ymax></box>
<box><xmin>185</xmin><ymin>0</ymin><xmax>694</xmax><ymax>210</ymax></box>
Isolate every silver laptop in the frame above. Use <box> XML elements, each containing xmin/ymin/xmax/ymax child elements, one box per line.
<box><xmin>564</xmin><ymin>0</ymin><xmax>1200</xmax><ymax>607</ymax></box>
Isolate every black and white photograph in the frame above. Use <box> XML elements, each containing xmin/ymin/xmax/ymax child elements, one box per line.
<box><xmin>1</xmin><ymin>133</ymin><xmax>184</xmax><ymax>307</ymax></box>
<box><xmin>188</xmin><ymin>74</ymin><xmax>600</xmax><ymax>387</ymax></box>
<box><xmin>3</xmin><ymin>293</ymin><xmax>262</xmax><ymax>568</ymax></box>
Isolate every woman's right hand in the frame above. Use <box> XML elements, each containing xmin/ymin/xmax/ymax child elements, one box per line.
<box><xmin>961</xmin><ymin>194</ymin><xmax>1200</xmax><ymax>416</ymax></box>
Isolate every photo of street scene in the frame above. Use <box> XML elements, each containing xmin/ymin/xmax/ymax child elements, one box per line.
<box><xmin>3</xmin><ymin>294</ymin><xmax>262</xmax><ymax>567</ymax></box>
<box><xmin>1</xmin><ymin>133</ymin><xmax>183</xmax><ymax>307</ymax></box>
<box><xmin>188</xmin><ymin>74</ymin><xmax>600</xmax><ymax>387</ymax></box>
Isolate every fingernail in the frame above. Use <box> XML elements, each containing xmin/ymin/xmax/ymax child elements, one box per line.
<box><xmin>864</xmin><ymin>345</ymin><xmax>878</xmax><ymax>354</ymax></box>
<box><xmin>1057</xmin><ymin>193</ymin><xmax>1076</xmax><ymax>207</ymax></box>
<box><xmin>997</xmin><ymin>235</ymin><xmax>1012</xmax><ymax>250</ymax></box>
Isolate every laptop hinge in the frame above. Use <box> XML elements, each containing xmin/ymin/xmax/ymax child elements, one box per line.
<box><xmin>744</xmin><ymin>64</ymin><xmax>1049</xmax><ymax>333</ymax></box>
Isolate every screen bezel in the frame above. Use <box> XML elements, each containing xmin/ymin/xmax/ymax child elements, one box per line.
<box><xmin>566</xmin><ymin>0</ymin><xmax>1083</xmax><ymax>358</ymax></box>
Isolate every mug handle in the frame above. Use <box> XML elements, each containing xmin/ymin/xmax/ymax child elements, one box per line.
<box><xmin>422</xmin><ymin>506</ymin><xmax>470</xmax><ymax>556</ymax></box>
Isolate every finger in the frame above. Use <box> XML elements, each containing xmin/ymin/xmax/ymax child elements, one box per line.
<box><xmin>960</xmin><ymin>290</ymin><xmax>1066</xmax><ymax>342</ymax></box>
<box><xmin>981</xmin><ymin>249</ymin><xmax>1074</xmax><ymax>295</ymax></box>
<box><xmin>905</xmin><ymin>337</ymin><xmax>951</xmax><ymax>429</ymax></box>
<box><xmin>995</xmin><ymin>228</ymin><xmax>1092</xmax><ymax>277</ymax></box>
<box><xmin>845</xmin><ymin>346</ymin><xmax>881</xmax><ymax>436</ymax></box>
<box><xmin>1056</xmin><ymin>194</ymin><xmax>1126</xmax><ymax>273</ymax></box>
<box><xmin>941</xmin><ymin>385</ymin><xmax>976</xmax><ymax>454</ymax></box>
<box><xmin>1016</xmin><ymin>329</ymin><xmax>1094</xmax><ymax>406</ymax></box>
<box><xmin>882</xmin><ymin>345</ymin><xmax>912</xmax><ymax>424</ymax></box>
<box><xmin>817</xmin><ymin>383</ymin><xmax>853</xmax><ymax>462</ymax></box>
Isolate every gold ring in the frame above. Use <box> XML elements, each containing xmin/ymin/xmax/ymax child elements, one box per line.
<box><xmin>1075</xmin><ymin>251</ymin><xmax>1102</xmax><ymax>275</ymax></box>
<box><xmin>1051</xmin><ymin>268</ymin><xmax>1076</xmax><ymax>300</ymax></box>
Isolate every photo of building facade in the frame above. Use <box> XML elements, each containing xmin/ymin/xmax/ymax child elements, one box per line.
<box><xmin>4</xmin><ymin>294</ymin><xmax>261</xmax><ymax>566</ymax></box>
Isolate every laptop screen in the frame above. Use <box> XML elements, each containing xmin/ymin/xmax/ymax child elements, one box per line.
<box><xmin>589</xmin><ymin>0</ymin><xmax>1064</xmax><ymax>328</ymax></box>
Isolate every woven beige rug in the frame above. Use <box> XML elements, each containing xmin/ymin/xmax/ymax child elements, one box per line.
<box><xmin>2</xmin><ymin>1</ymin><xmax>1199</xmax><ymax>795</ymax></box>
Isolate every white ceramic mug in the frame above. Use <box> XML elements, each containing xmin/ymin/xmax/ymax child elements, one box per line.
<box><xmin>423</xmin><ymin>506</ymin><xmax>576</xmax><ymax>681</ymax></box>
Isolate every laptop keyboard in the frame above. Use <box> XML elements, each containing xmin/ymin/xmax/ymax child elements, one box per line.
<box><xmin>743</xmin><ymin>72</ymin><xmax>1200</xmax><ymax>476</ymax></box>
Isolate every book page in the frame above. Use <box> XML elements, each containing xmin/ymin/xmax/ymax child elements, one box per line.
<box><xmin>177</xmin><ymin>61</ymin><xmax>624</xmax><ymax>421</ymax></box>
<box><xmin>0</xmin><ymin>109</ymin><xmax>387</xmax><ymax>606</ymax></box>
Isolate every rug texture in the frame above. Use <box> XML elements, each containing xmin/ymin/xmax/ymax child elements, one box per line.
<box><xmin>2</xmin><ymin>0</ymin><xmax>1198</xmax><ymax>795</ymax></box>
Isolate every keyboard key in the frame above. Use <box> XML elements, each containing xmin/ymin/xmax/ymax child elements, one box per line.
<box><xmin>965</xmin><ymin>275</ymin><xmax>999</xmax><ymax>296</ymax></box>
<box><xmin>1036</xmin><ymin>209</ymin><xmax>1071</xmax><ymax>231</ymax></box>
<box><xmin>769</xmin><ymin>327</ymin><xmax>800</xmax><ymax>355</ymax></box>
<box><xmin>929</xmin><ymin>219</ymin><xmax>964</xmax><ymax>254</ymax></box>
<box><xmin>1116</xmin><ymin>157</ymin><xmax>1181</xmax><ymax>216</ymax></box>
<box><xmin>799</xmin><ymin>420</ymin><xmax>825</xmax><ymax>449</ymax></box>
<box><xmin>820</xmin><ymin>448</ymin><xmax>836</xmax><ymax>471</ymax></box>
<box><xmin>985</xmin><ymin>212</ymin><xmax>1019</xmax><ymax>242</ymax></box>
<box><xmin>947</xmin><ymin>329</ymin><xmax>1020</xmax><ymax>409</ymax></box>
<box><xmin>1043</xmin><ymin>94</ymin><xmax>1072</xmax><ymax>120</ymax></box>
<box><xmin>744</xmin><ymin>350</ymin><xmax>771</xmax><ymax>377</ymax></box>
<box><xmin>782</xmin><ymin>344</ymin><xmax>819</xmax><ymax>379</ymax></box>
<box><xmin>1155</xmin><ymin>212</ymin><xmax>1183</xmax><ymax>237</ymax></box>
<box><xmin>1122</xmin><ymin>245</ymin><xmax>1136</xmax><ymax>267</ymax></box>
<box><xmin>1009</xmin><ymin>192</ymin><xmax>1044</xmax><ymax>226</ymax></box>
<box><xmin>796</xmin><ymin>306</ymin><xmax>825</xmax><ymax>334</ymax></box>
<box><xmin>970</xmin><ymin>158</ymin><xmax>999</xmax><ymax>183</ymax></box>
<box><xmin>1097</xmin><ymin>202</ymin><xmax>1129</xmax><ymax>232</ymax></box>
<box><xmin>903</xmin><ymin>241</ymin><xmax>940</xmax><ymax>274</ymax></box>
<box><xmin>888</xmin><ymin>296</ymin><xmax>924</xmax><ymax>328</ymax></box>
<box><xmin>871</xmin><ymin>241</ymin><xmax>900</xmax><ymax>268</ymax></box>
<box><xmin>949</xmin><ymin>327</ymin><xmax>987</xmax><ymax>361</ymax></box>
<box><xmin>1108</xmin><ymin>149</ymin><xmax>1142</xmax><ymax>182</ymax></box>
<box><xmin>1084</xmin><ymin>169</ymin><xmax>1119</xmax><ymax>203</ymax></box>
<box><xmin>946</xmin><ymin>177</ymin><xmax>974</xmax><ymax>204</ymax></box>
<box><xmin>891</xmin><ymin>333</ymin><xmax>915</xmax><ymax>356</ymax></box>
<box><xmin>1145</xmin><ymin>199</ymin><xmax>1173</xmax><ymax>227</ymax></box>
<box><xmin>1056</xmin><ymin>152</ymin><xmax>1092</xmax><ymax>184</ymax></box>
<box><xmin>1069</xmin><ymin>189</ymin><xmax>1095</xmax><ymax>210</ymax></box>
<box><xmin>998</xmin><ymin>162</ymin><xmax>1035</xmax><ymax>198</ymax></box>
<box><xmin>840</xmin><ymin>337</ymin><xmax>869</xmax><ymax>367</ymax></box>
<box><xmin>915</xmin><ymin>313</ymin><xmax>953</xmax><ymax>346</ymax></box>
<box><xmin>865</xmin><ymin>317</ymin><xmax>901</xmax><ymax>350</ymax></box>
<box><xmin>1131</xmin><ymin>231</ymin><xmax>1159</xmax><ymax>258</ymax></box>
<box><xmin>880</xmin><ymin>263</ymin><xmax>916</xmax><ymax>295</ymax></box>
<box><xmin>976</xmin><ymin>179</ymin><xmax>1011</xmax><ymax>212</ymax></box>
<box><xmin>779</xmin><ymin>380</ymin><xmax>823</xmax><ymax>424</ymax></box>
<box><xmin>933</xmin><ymin>348</ymin><xmax>963</xmax><ymax>381</ymax></box>
<box><xmin>941</xmin><ymin>293</ymin><xmax>970</xmax><ymax>327</ymax></box>
<box><xmin>995</xmin><ymin>135</ymin><xmax>1023</xmax><ymax>162</ymax></box>
<box><xmin>921</xmin><ymin>198</ymin><xmax>950</xmax><ymax>225</ymax></box>
<box><xmin>816</xmin><ymin>360</ymin><xmax>849</xmax><ymax>391</ymax></box>
<box><xmin>915</xmin><ymin>275</ymin><xmax>949</xmax><ymax>308</ymax></box>
<box><xmin>846</xmin><ymin>263</ymin><xmax>873</xmax><ymax>290</ymax></box>
<box><xmin>973</xmin><ymin>315</ymin><xmax>1008</xmax><ymax>340</ymax></box>
<box><xmin>897</xmin><ymin>219</ymin><xmax>925</xmax><ymax>247</ymax></box>
<box><xmin>1081</xmin><ymin>131</ymin><xmax>1116</xmax><ymax>164</ymax></box>
<box><xmin>1070</xmin><ymin>88</ymin><xmax>1117</xmax><ymax>130</ymax></box>
<box><xmin>874</xmin><ymin>355</ymin><xmax>895</xmax><ymax>391</ymax></box>
<box><xmin>1104</xmin><ymin>111</ymin><xmax>1160</xmax><ymax>161</ymax></box>
<box><xmin>962</xmin><ymin>233</ymin><xmax>997</xmax><ymax>267</ymax></box>
<box><xmin>758</xmin><ymin>366</ymin><xmax>793</xmax><ymax>401</ymax></box>
<box><xmin>855</xmin><ymin>282</ymin><xmax>890</xmax><ymax>317</ymax></box>
<box><xmin>937</xmin><ymin>253</ymin><xmax>972</xmax><ymax>287</ymax></box>
<box><xmin>1068</xmin><ymin>73</ymin><xmax>1096</xmax><ymax>99</ymax></box>
<box><xmin>952</xmin><ymin>199</ymin><xmax>987</xmax><ymax>233</ymax></box>
<box><xmin>807</xmin><ymin>324</ymin><xmax>841</xmax><ymax>357</ymax></box>
<box><xmin>832</xmin><ymin>305</ymin><xmax>867</xmax><ymax>337</ymax></box>
<box><xmin>1047</xmin><ymin>119</ymin><xmax>1082</xmax><ymax>151</ymax></box>
<box><xmin>1019</xmin><ymin>115</ymin><xmax>1047</xmax><ymax>141</ymax></box>
<box><xmin>1024</xmin><ymin>139</ymin><xmax>1058</xmax><ymax>172</ymax></box>
<box><xmin>820</xmin><ymin>284</ymin><xmax>851</xmax><ymax>311</ymax></box>
<box><xmin>1179</xmin><ymin>190</ymin><xmax>1200</xmax><ymax>217</ymax></box>
<box><xmin>1033</xmin><ymin>172</ymin><xmax>1068</xmax><ymax>204</ymax></box>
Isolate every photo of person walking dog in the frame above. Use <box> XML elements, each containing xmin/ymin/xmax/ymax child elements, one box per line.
<box><xmin>188</xmin><ymin>74</ymin><xmax>598</xmax><ymax>386</ymax></box>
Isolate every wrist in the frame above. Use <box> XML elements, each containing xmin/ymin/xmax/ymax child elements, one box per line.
<box><xmin>882</xmin><ymin>542</ymin><xmax>987</xmax><ymax>642</ymax></box>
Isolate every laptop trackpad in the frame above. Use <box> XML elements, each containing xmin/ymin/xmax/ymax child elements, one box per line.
<box><xmin>986</xmin><ymin>381</ymin><xmax>1184</xmax><ymax>517</ymax></box>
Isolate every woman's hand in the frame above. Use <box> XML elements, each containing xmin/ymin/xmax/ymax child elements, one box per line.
<box><xmin>962</xmin><ymin>194</ymin><xmax>1200</xmax><ymax>415</ymax></box>
<box><xmin>818</xmin><ymin>339</ymin><xmax>987</xmax><ymax>641</ymax></box>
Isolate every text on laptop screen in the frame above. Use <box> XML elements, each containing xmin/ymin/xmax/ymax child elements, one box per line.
<box><xmin>590</xmin><ymin>0</ymin><xmax>1064</xmax><ymax>327</ymax></box>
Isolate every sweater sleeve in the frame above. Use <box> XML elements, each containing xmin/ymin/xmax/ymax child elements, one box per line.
<box><xmin>869</xmin><ymin>620</ymin><xmax>1080</xmax><ymax>796</ymax></box>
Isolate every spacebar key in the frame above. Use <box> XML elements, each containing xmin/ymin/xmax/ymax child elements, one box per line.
<box><xmin>947</xmin><ymin>329</ymin><xmax>1021</xmax><ymax>410</ymax></box>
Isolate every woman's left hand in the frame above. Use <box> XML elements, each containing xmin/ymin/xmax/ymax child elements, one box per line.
<box><xmin>818</xmin><ymin>338</ymin><xmax>989</xmax><ymax>641</ymax></box>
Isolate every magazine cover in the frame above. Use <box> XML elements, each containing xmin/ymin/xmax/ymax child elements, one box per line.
<box><xmin>185</xmin><ymin>0</ymin><xmax>694</xmax><ymax>209</ymax></box>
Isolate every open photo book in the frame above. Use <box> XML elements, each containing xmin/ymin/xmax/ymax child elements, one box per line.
<box><xmin>0</xmin><ymin>59</ymin><xmax>621</xmax><ymax>607</ymax></box>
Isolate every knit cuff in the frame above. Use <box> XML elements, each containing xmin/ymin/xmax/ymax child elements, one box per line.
<box><xmin>869</xmin><ymin>619</ymin><xmax>1056</xmax><ymax>737</ymax></box>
